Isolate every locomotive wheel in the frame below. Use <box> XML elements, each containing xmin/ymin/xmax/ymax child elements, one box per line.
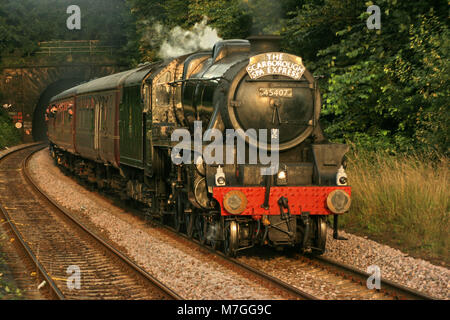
<box><xmin>212</xmin><ymin>218</ymin><xmax>224</xmax><ymax>251</ymax></box>
<box><xmin>196</xmin><ymin>215</ymin><xmax>206</xmax><ymax>244</ymax></box>
<box><xmin>174</xmin><ymin>193</ymin><xmax>185</xmax><ymax>233</ymax></box>
<box><xmin>205</xmin><ymin>217</ymin><xmax>222</xmax><ymax>251</ymax></box>
<box><xmin>199</xmin><ymin>215</ymin><xmax>208</xmax><ymax>244</ymax></box>
<box><xmin>312</xmin><ymin>216</ymin><xmax>327</xmax><ymax>255</ymax></box>
<box><xmin>224</xmin><ymin>220</ymin><xmax>239</xmax><ymax>257</ymax></box>
<box><xmin>186</xmin><ymin>212</ymin><xmax>195</xmax><ymax>238</ymax></box>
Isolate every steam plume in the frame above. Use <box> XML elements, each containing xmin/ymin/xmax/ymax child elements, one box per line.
<box><xmin>158</xmin><ymin>17</ymin><xmax>222</xmax><ymax>59</ymax></box>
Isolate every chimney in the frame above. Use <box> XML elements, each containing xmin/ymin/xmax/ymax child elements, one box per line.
<box><xmin>247</xmin><ymin>35</ymin><xmax>281</xmax><ymax>54</ymax></box>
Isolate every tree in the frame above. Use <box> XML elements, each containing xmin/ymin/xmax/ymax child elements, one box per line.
<box><xmin>0</xmin><ymin>0</ymin><xmax>136</xmax><ymax>62</ymax></box>
<box><xmin>284</xmin><ymin>0</ymin><xmax>449</xmax><ymax>154</ymax></box>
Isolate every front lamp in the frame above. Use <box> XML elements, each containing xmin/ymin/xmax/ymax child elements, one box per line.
<box><xmin>277</xmin><ymin>171</ymin><xmax>286</xmax><ymax>180</ymax></box>
<box><xmin>223</xmin><ymin>190</ymin><xmax>247</xmax><ymax>215</ymax></box>
<box><xmin>327</xmin><ymin>190</ymin><xmax>351</xmax><ymax>214</ymax></box>
<box><xmin>277</xmin><ymin>170</ymin><xmax>287</xmax><ymax>185</ymax></box>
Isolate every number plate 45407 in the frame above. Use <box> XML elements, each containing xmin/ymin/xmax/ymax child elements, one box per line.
<box><xmin>259</xmin><ymin>88</ymin><xmax>293</xmax><ymax>98</ymax></box>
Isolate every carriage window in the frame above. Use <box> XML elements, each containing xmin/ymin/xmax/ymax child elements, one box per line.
<box><xmin>68</xmin><ymin>104</ymin><xmax>73</xmax><ymax>122</ymax></box>
<box><xmin>63</xmin><ymin>104</ymin><xmax>67</xmax><ymax>124</ymax></box>
<box><xmin>57</xmin><ymin>105</ymin><xmax>62</xmax><ymax>122</ymax></box>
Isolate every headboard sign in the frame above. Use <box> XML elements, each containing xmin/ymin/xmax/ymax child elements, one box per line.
<box><xmin>246</xmin><ymin>52</ymin><xmax>306</xmax><ymax>80</ymax></box>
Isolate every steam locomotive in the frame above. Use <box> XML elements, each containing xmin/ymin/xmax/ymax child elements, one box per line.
<box><xmin>47</xmin><ymin>36</ymin><xmax>351</xmax><ymax>256</ymax></box>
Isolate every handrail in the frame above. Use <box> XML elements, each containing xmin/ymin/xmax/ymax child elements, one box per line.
<box><xmin>36</xmin><ymin>40</ymin><xmax>122</xmax><ymax>56</ymax></box>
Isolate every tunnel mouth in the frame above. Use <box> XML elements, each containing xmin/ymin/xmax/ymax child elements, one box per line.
<box><xmin>32</xmin><ymin>78</ymin><xmax>83</xmax><ymax>142</ymax></box>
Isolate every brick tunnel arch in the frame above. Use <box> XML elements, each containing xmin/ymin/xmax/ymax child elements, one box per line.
<box><xmin>1</xmin><ymin>63</ymin><xmax>123</xmax><ymax>143</ymax></box>
<box><xmin>32</xmin><ymin>78</ymin><xmax>84</xmax><ymax>141</ymax></box>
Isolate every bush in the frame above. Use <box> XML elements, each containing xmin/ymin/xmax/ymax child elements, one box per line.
<box><xmin>285</xmin><ymin>1</ymin><xmax>449</xmax><ymax>155</ymax></box>
<box><xmin>0</xmin><ymin>108</ymin><xmax>21</xmax><ymax>149</ymax></box>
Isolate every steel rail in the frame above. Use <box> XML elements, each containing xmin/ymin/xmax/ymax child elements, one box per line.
<box><xmin>0</xmin><ymin>143</ymin><xmax>64</xmax><ymax>299</ymax></box>
<box><xmin>218</xmin><ymin>250</ymin><xmax>318</xmax><ymax>300</ymax></box>
<box><xmin>312</xmin><ymin>255</ymin><xmax>435</xmax><ymax>300</ymax></box>
<box><xmin>22</xmin><ymin>146</ymin><xmax>183</xmax><ymax>300</ymax></box>
<box><xmin>29</xmin><ymin>142</ymin><xmax>436</xmax><ymax>300</ymax></box>
<box><xmin>147</xmin><ymin>220</ymin><xmax>318</xmax><ymax>300</ymax></box>
<box><xmin>152</xmin><ymin>216</ymin><xmax>435</xmax><ymax>300</ymax></box>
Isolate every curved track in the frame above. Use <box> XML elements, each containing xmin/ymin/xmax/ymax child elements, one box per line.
<box><xmin>152</xmin><ymin>219</ymin><xmax>434</xmax><ymax>300</ymax></box>
<box><xmin>44</xmin><ymin>141</ymin><xmax>433</xmax><ymax>300</ymax></box>
<box><xmin>0</xmin><ymin>144</ymin><xmax>182</xmax><ymax>300</ymax></box>
<box><xmin>13</xmin><ymin>144</ymin><xmax>435</xmax><ymax>300</ymax></box>
<box><xmin>151</xmin><ymin>222</ymin><xmax>317</xmax><ymax>300</ymax></box>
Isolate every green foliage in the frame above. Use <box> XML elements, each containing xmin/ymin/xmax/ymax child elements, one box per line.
<box><xmin>284</xmin><ymin>0</ymin><xmax>361</xmax><ymax>63</ymax></box>
<box><xmin>0</xmin><ymin>107</ymin><xmax>21</xmax><ymax>149</ymax></box>
<box><xmin>126</xmin><ymin>0</ymin><xmax>300</xmax><ymax>63</ymax></box>
<box><xmin>188</xmin><ymin>0</ymin><xmax>299</xmax><ymax>38</ymax></box>
<box><xmin>285</xmin><ymin>0</ymin><xmax>449</xmax><ymax>155</ymax></box>
<box><xmin>128</xmin><ymin>0</ymin><xmax>448</xmax><ymax>154</ymax></box>
<box><xmin>188</xmin><ymin>0</ymin><xmax>252</xmax><ymax>39</ymax></box>
<box><xmin>126</xmin><ymin>0</ymin><xmax>190</xmax><ymax>62</ymax></box>
<box><xmin>126</xmin><ymin>0</ymin><xmax>252</xmax><ymax>62</ymax></box>
<box><xmin>0</xmin><ymin>0</ymin><xmax>136</xmax><ymax>64</ymax></box>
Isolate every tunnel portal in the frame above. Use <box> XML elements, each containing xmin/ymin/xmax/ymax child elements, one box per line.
<box><xmin>32</xmin><ymin>78</ymin><xmax>83</xmax><ymax>141</ymax></box>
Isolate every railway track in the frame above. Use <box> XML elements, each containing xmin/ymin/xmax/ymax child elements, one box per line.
<box><xmin>151</xmin><ymin>222</ymin><xmax>317</xmax><ymax>300</ymax></box>
<box><xmin>41</xmin><ymin>142</ymin><xmax>434</xmax><ymax>300</ymax></box>
<box><xmin>42</xmin><ymin>152</ymin><xmax>317</xmax><ymax>300</ymax></box>
<box><xmin>311</xmin><ymin>255</ymin><xmax>435</xmax><ymax>300</ymax></box>
<box><xmin>64</xmin><ymin>172</ymin><xmax>317</xmax><ymax>300</ymax></box>
<box><xmin>150</xmin><ymin>219</ymin><xmax>434</xmax><ymax>300</ymax></box>
<box><xmin>0</xmin><ymin>144</ymin><xmax>182</xmax><ymax>300</ymax></box>
<box><xmin>18</xmin><ymin>145</ymin><xmax>435</xmax><ymax>300</ymax></box>
<box><xmin>235</xmin><ymin>245</ymin><xmax>436</xmax><ymax>300</ymax></box>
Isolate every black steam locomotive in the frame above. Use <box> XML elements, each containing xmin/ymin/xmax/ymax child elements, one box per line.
<box><xmin>48</xmin><ymin>36</ymin><xmax>351</xmax><ymax>256</ymax></box>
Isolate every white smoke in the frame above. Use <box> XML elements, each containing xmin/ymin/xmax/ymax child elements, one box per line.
<box><xmin>159</xmin><ymin>17</ymin><xmax>222</xmax><ymax>59</ymax></box>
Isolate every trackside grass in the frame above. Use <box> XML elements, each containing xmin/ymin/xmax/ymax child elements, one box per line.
<box><xmin>339</xmin><ymin>150</ymin><xmax>449</xmax><ymax>265</ymax></box>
